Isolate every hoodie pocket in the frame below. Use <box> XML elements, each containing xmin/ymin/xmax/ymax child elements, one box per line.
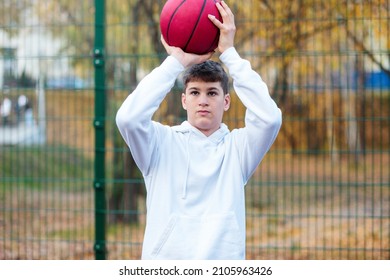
<box><xmin>151</xmin><ymin>212</ymin><xmax>244</xmax><ymax>260</ymax></box>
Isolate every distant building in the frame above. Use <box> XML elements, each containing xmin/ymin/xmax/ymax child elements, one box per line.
<box><xmin>0</xmin><ymin>47</ymin><xmax>18</xmax><ymax>88</ymax></box>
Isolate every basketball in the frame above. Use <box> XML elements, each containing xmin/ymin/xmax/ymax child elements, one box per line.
<box><xmin>160</xmin><ymin>0</ymin><xmax>222</xmax><ymax>54</ymax></box>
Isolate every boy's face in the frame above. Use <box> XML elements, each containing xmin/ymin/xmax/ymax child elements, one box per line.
<box><xmin>181</xmin><ymin>80</ymin><xmax>230</xmax><ymax>136</ymax></box>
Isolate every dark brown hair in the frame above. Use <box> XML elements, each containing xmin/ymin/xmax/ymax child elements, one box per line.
<box><xmin>182</xmin><ymin>60</ymin><xmax>229</xmax><ymax>94</ymax></box>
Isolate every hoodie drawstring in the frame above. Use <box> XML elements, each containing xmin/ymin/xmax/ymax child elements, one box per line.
<box><xmin>181</xmin><ymin>132</ymin><xmax>191</xmax><ymax>199</ymax></box>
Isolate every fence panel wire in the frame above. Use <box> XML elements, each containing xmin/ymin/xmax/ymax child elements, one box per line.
<box><xmin>1</xmin><ymin>0</ymin><xmax>389</xmax><ymax>259</ymax></box>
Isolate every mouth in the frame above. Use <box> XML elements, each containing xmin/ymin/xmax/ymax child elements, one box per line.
<box><xmin>197</xmin><ymin>110</ymin><xmax>210</xmax><ymax>116</ymax></box>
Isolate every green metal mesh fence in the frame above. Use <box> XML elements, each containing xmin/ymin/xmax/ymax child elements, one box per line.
<box><xmin>1</xmin><ymin>0</ymin><xmax>389</xmax><ymax>260</ymax></box>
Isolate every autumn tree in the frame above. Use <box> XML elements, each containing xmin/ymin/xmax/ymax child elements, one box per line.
<box><xmin>33</xmin><ymin>0</ymin><xmax>176</xmax><ymax>224</ymax></box>
<box><xmin>230</xmin><ymin>0</ymin><xmax>389</xmax><ymax>158</ymax></box>
<box><xmin>0</xmin><ymin>0</ymin><xmax>30</xmax><ymax>36</ymax></box>
<box><xmin>30</xmin><ymin>0</ymin><xmax>389</xmax><ymax>224</ymax></box>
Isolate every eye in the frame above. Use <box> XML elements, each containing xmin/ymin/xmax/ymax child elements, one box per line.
<box><xmin>189</xmin><ymin>90</ymin><xmax>199</xmax><ymax>96</ymax></box>
<box><xmin>208</xmin><ymin>91</ymin><xmax>218</xmax><ymax>96</ymax></box>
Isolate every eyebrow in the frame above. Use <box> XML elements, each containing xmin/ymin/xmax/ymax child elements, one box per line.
<box><xmin>187</xmin><ymin>87</ymin><xmax>220</xmax><ymax>91</ymax></box>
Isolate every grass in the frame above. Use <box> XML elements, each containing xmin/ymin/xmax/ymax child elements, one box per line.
<box><xmin>0</xmin><ymin>145</ymin><xmax>93</xmax><ymax>190</ymax></box>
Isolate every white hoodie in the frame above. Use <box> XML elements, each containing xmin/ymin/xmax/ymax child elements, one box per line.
<box><xmin>116</xmin><ymin>47</ymin><xmax>282</xmax><ymax>260</ymax></box>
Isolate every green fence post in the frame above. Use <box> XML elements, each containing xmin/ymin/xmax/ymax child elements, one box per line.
<box><xmin>94</xmin><ymin>0</ymin><xmax>106</xmax><ymax>260</ymax></box>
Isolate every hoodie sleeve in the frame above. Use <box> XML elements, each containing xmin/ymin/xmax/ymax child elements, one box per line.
<box><xmin>115</xmin><ymin>56</ymin><xmax>184</xmax><ymax>175</ymax></box>
<box><xmin>220</xmin><ymin>47</ymin><xmax>282</xmax><ymax>183</ymax></box>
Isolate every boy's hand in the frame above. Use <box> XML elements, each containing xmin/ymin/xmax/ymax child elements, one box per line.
<box><xmin>208</xmin><ymin>1</ymin><xmax>236</xmax><ymax>53</ymax></box>
<box><xmin>161</xmin><ymin>36</ymin><xmax>214</xmax><ymax>68</ymax></box>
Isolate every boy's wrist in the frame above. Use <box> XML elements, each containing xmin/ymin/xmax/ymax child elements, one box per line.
<box><xmin>164</xmin><ymin>55</ymin><xmax>185</xmax><ymax>72</ymax></box>
<box><xmin>220</xmin><ymin>47</ymin><xmax>239</xmax><ymax>62</ymax></box>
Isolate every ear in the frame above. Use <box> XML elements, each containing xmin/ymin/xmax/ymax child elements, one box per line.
<box><xmin>224</xmin><ymin>94</ymin><xmax>231</xmax><ymax>111</ymax></box>
<box><xmin>181</xmin><ymin>93</ymin><xmax>187</xmax><ymax>110</ymax></box>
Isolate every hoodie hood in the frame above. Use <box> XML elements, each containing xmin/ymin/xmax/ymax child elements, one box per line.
<box><xmin>172</xmin><ymin>121</ymin><xmax>230</xmax><ymax>143</ymax></box>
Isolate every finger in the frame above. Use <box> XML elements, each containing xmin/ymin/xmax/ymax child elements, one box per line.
<box><xmin>216</xmin><ymin>1</ymin><xmax>231</xmax><ymax>16</ymax></box>
<box><xmin>219</xmin><ymin>2</ymin><xmax>235</xmax><ymax>25</ymax></box>
<box><xmin>208</xmin><ymin>14</ymin><xmax>223</xmax><ymax>28</ymax></box>
<box><xmin>215</xmin><ymin>1</ymin><xmax>225</xmax><ymax>17</ymax></box>
<box><xmin>160</xmin><ymin>35</ymin><xmax>172</xmax><ymax>54</ymax></box>
<box><xmin>161</xmin><ymin>35</ymin><xmax>168</xmax><ymax>47</ymax></box>
<box><xmin>220</xmin><ymin>1</ymin><xmax>232</xmax><ymax>13</ymax></box>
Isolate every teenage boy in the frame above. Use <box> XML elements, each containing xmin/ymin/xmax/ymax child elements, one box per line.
<box><xmin>116</xmin><ymin>1</ymin><xmax>282</xmax><ymax>259</ymax></box>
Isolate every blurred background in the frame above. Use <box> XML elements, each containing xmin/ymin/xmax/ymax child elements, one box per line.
<box><xmin>0</xmin><ymin>0</ymin><xmax>389</xmax><ymax>260</ymax></box>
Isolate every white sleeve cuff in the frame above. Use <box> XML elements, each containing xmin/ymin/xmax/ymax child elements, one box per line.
<box><xmin>219</xmin><ymin>47</ymin><xmax>241</xmax><ymax>64</ymax></box>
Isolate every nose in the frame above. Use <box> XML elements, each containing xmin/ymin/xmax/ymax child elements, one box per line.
<box><xmin>198</xmin><ymin>94</ymin><xmax>209</xmax><ymax>106</ymax></box>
